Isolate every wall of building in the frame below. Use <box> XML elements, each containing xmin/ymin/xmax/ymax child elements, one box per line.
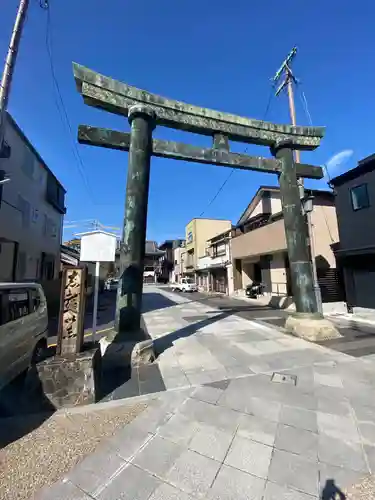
<box><xmin>0</xmin><ymin>117</ymin><xmax>64</xmax><ymax>281</ymax></box>
<box><xmin>269</xmin><ymin>253</ymin><xmax>288</xmax><ymax>295</ymax></box>
<box><xmin>185</xmin><ymin>219</ymin><xmax>231</xmax><ymax>269</ymax></box>
<box><xmin>232</xmin><ymin>218</ymin><xmax>287</xmax><ymax>259</ymax></box>
<box><xmin>335</xmin><ymin>169</ymin><xmax>375</xmax><ymax>251</ymax></box>
<box><xmin>310</xmin><ymin>201</ymin><xmax>339</xmax><ymax>268</ymax></box>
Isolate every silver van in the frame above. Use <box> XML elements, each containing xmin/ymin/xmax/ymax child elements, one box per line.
<box><xmin>0</xmin><ymin>283</ymin><xmax>48</xmax><ymax>390</ymax></box>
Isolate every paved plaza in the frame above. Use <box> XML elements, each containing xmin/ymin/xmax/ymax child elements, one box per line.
<box><xmin>35</xmin><ymin>287</ymin><xmax>375</xmax><ymax>499</ymax></box>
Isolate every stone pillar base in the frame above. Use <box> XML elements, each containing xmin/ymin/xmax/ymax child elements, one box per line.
<box><xmin>99</xmin><ymin>335</ymin><xmax>155</xmax><ymax>369</ymax></box>
<box><xmin>25</xmin><ymin>348</ymin><xmax>101</xmax><ymax>410</ymax></box>
<box><xmin>285</xmin><ymin>313</ymin><xmax>342</xmax><ymax>342</ymax></box>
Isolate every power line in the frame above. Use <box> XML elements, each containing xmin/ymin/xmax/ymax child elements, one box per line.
<box><xmin>42</xmin><ymin>1</ymin><xmax>96</xmax><ymax>204</ymax></box>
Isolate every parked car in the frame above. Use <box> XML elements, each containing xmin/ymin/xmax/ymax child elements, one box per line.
<box><xmin>104</xmin><ymin>278</ymin><xmax>119</xmax><ymax>292</ymax></box>
<box><xmin>0</xmin><ymin>283</ymin><xmax>48</xmax><ymax>391</ymax></box>
<box><xmin>171</xmin><ymin>278</ymin><xmax>198</xmax><ymax>293</ymax></box>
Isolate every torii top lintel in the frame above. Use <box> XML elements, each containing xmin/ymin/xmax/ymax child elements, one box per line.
<box><xmin>73</xmin><ymin>63</ymin><xmax>325</xmax><ymax>150</ymax></box>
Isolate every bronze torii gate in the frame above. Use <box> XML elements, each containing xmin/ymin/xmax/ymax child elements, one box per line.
<box><xmin>73</xmin><ymin>63</ymin><xmax>326</xmax><ymax>339</ymax></box>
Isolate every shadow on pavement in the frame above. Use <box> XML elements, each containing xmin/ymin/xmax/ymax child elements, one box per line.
<box><xmin>153</xmin><ymin>310</ymin><xmax>232</xmax><ymax>357</ymax></box>
<box><xmin>0</xmin><ymin>368</ymin><xmax>56</xmax><ymax>448</ymax></box>
<box><xmin>142</xmin><ymin>292</ymin><xmax>177</xmax><ymax>313</ymax></box>
<box><xmin>321</xmin><ymin>479</ymin><xmax>346</xmax><ymax>499</ymax></box>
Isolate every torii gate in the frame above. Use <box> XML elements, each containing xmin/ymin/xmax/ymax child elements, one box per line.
<box><xmin>73</xmin><ymin>63</ymin><xmax>337</xmax><ymax>341</ymax></box>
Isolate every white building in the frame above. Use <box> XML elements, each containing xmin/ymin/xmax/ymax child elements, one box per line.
<box><xmin>0</xmin><ymin>113</ymin><xmax>66</xmax><ymax>282</ymax></box>
<box><xmin>196</xmin><ymin>229</ymin><xmax>234</xmax><ymax>295</ymax></box>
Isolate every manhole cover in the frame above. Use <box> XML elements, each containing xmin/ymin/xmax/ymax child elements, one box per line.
<box><xmin>271</xmin><ymin>372</ymin><xmax>297</xmax><ymax>385</ymax></box>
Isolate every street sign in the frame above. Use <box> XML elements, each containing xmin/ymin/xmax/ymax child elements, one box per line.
<box><xmin>79</xmin><ymin>230</ymin><xmax>117</xmax><ymax>263</ymax></box>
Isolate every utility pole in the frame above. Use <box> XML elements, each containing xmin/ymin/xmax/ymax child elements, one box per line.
<box><xmin>0</xmin><ymin>0</ymin><xmax>30</xmax><ymax>157</ymax></box>
<box><xmin>272</xmin><ymin>47</ymin><xmax>323</xmax><ymax>314</ymax></box>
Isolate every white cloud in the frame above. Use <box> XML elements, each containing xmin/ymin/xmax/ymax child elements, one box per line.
<box><xmin>325</xmin><ymin>149</ymin><xmax>354</xmax><ymax>177</ymax></box>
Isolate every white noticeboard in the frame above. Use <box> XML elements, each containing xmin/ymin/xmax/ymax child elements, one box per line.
<box><xmin>79</xmin><ymin>231</ymin><xmax>117</xmax><ymax>263</ymax></box>
<box><xmin>78</xmin><ymin>230</ymin><xmax>117</xmax><ymax>343</ymax></box>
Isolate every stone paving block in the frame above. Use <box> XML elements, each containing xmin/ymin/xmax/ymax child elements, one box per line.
<box><xmin>179</xmin><ymin>397</ymin><xmax>241</xmax><ymax>432</ymax></box>
<box><xmin>157</xmin><ymin>413</ymin><xmax>200</xmax><ymax>445</ymax></box>
<box><xmin>236</xmin><ymin>413</ymin><xmax>277</xmax><ymax>446</ymax></box>
<box><xmin>165</xmin><ymin>449</ymin><xmax>221</xmax><ymax>497</ymax></box>
<box><xmin>35</xmin><ymin>479</ymin><xmax>92</xmax><ymax>500</ymax></box>
<box><xmin>219</xmin><ymin>390</ymin><xmax>282</xmax><ymax>422</ymax></box>
<box><xmin>279</xmin><ymin>405</ymin><xmax>318</xmax><ymax>433</ymax></box>
<box><xmin>278</xmin><ymin>389</ymin><xmax>317</xmax><ymax>411</ymax></box>
<box><xmin>353</xmin><ymin>403</ymin><xmax>375</xmax><ymax>424</ymax></box>
<box><xmin>191</xmin><ymin>386</ymin><xmax>223</xmax><ymax>404</ymax></box>
<box><xmin>188</xmin><ymin>422</ymin><xmax>234</xmax><ymax>461</ymax></box>
<box><xmin>318</xmin><ymin>434</ymin><xmax>368</xmax><ymax>472</ymax></box>
<box><xmin>207</xmin><ymin>464</ymin><xmax>265</xmax><ymax>500</ymax></box>
<box><xmin>314</xmin><ymin>370</ymin><xmax>344</xmax><ymax>388</ymax></box>
<box><xmin>186</xmin><ymin>371</ymin><xmax>219</xmax><ymax>386</ymax></box>
<box><xmin>359</xmin><ymin>422</ymin><xmax>375</xmax><ymax>446</ymax></box>
<box><xmin>67</xmin><ymin>445</ymin><xmax>126</xmax><ymax>496</ymax></box>
<box><xmin>132</xmin><ymin>435</ymin><xmax>184</xmax><ymax>478</ymax></box>
<box><xmin>316</xmin><ymin>396</ymin><xmax>352</xmax><ymax>416</ymax></box>
<box><xmin>97</xmin><ymin>463</ymin><xmax>161</xmax><ymax>500</ymax></box>
<box><xmin>268</xmin><ymin>448</ymin><xmax>319</xmax><ymax>497</ymax></box>
<box><xmin>107</xmin><ymin>423</ymin><xmax>154</xmax><ymax>461</ymax></box>
<box><xmin>317</xmin><ymin>411</ymin><xmax>360</xmax><ymax>443</ymax></box>
<box><xmin>224</xmin><ymin>435</ymin><xmax>273</xmax><ymax>479</ymax></box>
<box><xmin>274</xmin><ymin>423</ymin><xmax>318</xmax><ymax>460</ymax></box>
<box><xmin>263</xmin><ymin>481</ymin><xmax>317</xmax><ymax>499</ymax></box>
<box><xmin>148</xmin><ymin>482</ymin><xmax>197</xmax><ymax>500</ymax></box>
<box><xmin>364</xmin><ymin>444</ymin><xmax>375</xmax><ymax>473</ymax></box>
<box><xmin>318</xmin><ymin>462</ymin><xmax>364</xmax><ymax>494</ymax></box>
<box><xmin>163</xmin><ymin>376</ymin><xmax>191</xmax><ymax>390</ymax></box>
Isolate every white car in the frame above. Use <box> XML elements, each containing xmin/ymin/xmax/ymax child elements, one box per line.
<box><xmin>172</xmin><ymin>278</ymin><xmax>198</xmax><ymax>293</ymax></box>
<box><xmin>0</xmin><ymin>283</ymin><xmax>48</xmax><ymax>391</ymax></box>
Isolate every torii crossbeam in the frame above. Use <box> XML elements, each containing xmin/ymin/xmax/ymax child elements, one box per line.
<box><xmin>73</xmin><ymin>63</ymin><xmax>325</xmax><ymax>338</ymax></box>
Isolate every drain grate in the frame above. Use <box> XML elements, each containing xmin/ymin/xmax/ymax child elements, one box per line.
<box><xmin>271</xmin><ymin>372</ymin><xmax>297</xmax><ymax>385</ymax></box>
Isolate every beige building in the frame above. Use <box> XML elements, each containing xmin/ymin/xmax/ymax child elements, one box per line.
<box><xmin>231</xmin><ymin>186</ymin><xmax>340</xmax><ymax>302</ymax></box>
<box><xmin>330</xmin><ymin>154</ymin><xmax>375</xmax><ymax>310</ymax></box>
<box><xmin>184</xmin><ymin>218</ymin><xmax>232</xmax><ymax>278</ymax></box>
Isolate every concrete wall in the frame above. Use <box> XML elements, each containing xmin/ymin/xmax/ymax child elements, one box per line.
<box><xmin>0</xmin><ymin>117</ymin><xmax>64</xmax><ymax>281</ymax></box>
<box><xmin>232</xmin><ymin>218</ymin><xmax>287</xmax><ymax>259</ymax></box>
<box><xmin>310</xmin><ymin>201</ymin><xmax>339</xmax><ymax>267</ymax></box>
<box><xmin>269</xmin><ymin>253</ymin><xmax>288</xmax><ymax>295</ymax></box>
<box><xmin>335</xmin><ymin>169</ymin><xmax>375</xmax><ymax>251</ymax></box>
<box><xmin>185</xmin><ymin>219</ymin><xmax>231</xmax><ymax>269</ymax></box>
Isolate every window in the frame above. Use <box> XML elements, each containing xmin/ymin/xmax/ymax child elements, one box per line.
<box><xmin>46</xmin><ymin>172</ymin><xmax>66</xmax><ymax>214</ymax></box>
<box><xmin>8</xmin><ymin>289</ymin><xmax>30</xmax><ymax>321</ymax></box>
<box><xmin>351</xmin><ymin>184</ymin><xmax>370</xmax><ymax>211</ymax></box>
<box><xmin>18</xmin><ymin>195</ymin><xmax>30</xmax><ymax>228</ymax></box>
<box><xmin>30</xmin><ymin>288</ymin><xmax>41</xmax><ymax>312</ymax></box>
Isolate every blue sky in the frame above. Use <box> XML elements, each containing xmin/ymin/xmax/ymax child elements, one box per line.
<box><xmin>1</xmin><ymin>0</ymin><xmax>373</xmax><ymax>243</ymax></box>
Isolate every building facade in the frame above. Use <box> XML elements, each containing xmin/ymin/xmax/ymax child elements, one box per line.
<box><xmin>231</xmin><ymin>186</ymin><xmax>341</xmax><ymax>303</ymax></box>
<box><xmin>196</xmin><ymin>229</ymin><xmax>234</xmax><ymax>294</ymax></box>
<box><xmin>184</xmin><ymin>218</ymin><xmax>232</xmax><ymax>279</ymax></box>
<box><xmin>0</xmin><ymin>113</ymin><xmax>66</xmax><ymax>283</ymax></box>
<box><xmin>159</xmin><ymin>239</ymin><xmax>185</xmax><ymax>282</ymax></box>
<box><xmin>143</xmin><ymin>241</ymin><xmax>164</xmax><ymax>283</ymax></box>
<box><xmin>330</xmin><ymin>154</ymin><xmax>375</xmax><ymax>310</ymax></box>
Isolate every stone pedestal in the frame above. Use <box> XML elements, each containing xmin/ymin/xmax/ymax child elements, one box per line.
<box><xmin>26</xmin><ymin>348</ymin><xmax>101</xmax><ymax>410</ymax></box>
<box><xmin>285</xmin><ymin>313</ymin><xmax>341</xmax><ymax>342</ymax></box>
<box><xmin>100</xmin><ymin>335</ymin><xmax>155</xmax><ymax>369</ymax></box>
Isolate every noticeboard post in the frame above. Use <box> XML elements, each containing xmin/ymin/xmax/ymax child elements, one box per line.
<box><xmin>79</xmin><ymin>230</ymin><xmax>117</xmax><ymax>342</ymax></box>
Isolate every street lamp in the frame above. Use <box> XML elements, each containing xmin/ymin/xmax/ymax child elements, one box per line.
<box><xmin>302</xmin><ymin>194</ymin><xmax>323</xmax><ymax>315</ymax></box>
